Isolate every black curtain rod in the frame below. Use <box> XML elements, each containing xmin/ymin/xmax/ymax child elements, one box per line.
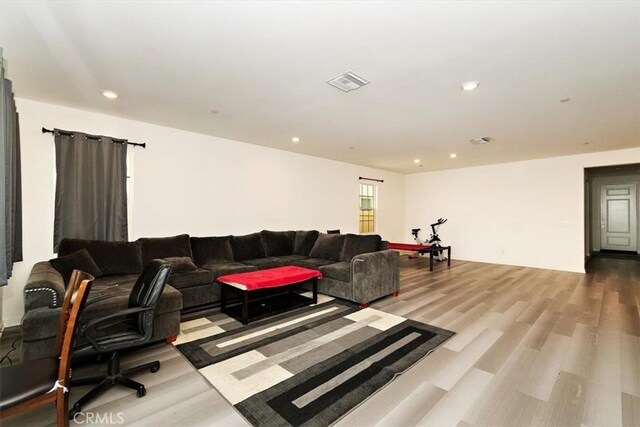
<box><xmin>42</xmin><ymin>127</ymin><xmax>146</xmax><ymax>148</ymax></box>
<box><xmin>359</xmin><ymin>176</ymin><xmax>384</xmax><ymax>183</ymax></box>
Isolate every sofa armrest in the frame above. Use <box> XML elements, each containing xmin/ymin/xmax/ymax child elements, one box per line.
<box><xmin>351</xmin><ymin>250</ymin><xmax>399</xmax><ymax>304</ymax></box>
<box><xmin>24</xmin><ymin>261</ymin><xmax>66</xmax><ymax>311</ymax></box>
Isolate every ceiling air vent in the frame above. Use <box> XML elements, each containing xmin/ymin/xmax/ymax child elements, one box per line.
<box><xmin>327</xmin><ymin>71</ymin><xmax>369</xmax><ymax>92</ymax></box>
<box><xmin>470</xmin><ymin>137</ymin><xmax>493</xmax><ymax>145</ymax></box>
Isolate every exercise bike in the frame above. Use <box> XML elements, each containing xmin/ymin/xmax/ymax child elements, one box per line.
<box><xmin>411</xmin><ymin>218</ymin><xmax>448</xmax><ymax>261</ymax></box>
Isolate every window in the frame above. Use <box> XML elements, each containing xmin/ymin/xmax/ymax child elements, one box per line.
<box><xmin>359</xmin><ymin>183</ymin><xmax>376</xmax><ymax>233</ymax></box>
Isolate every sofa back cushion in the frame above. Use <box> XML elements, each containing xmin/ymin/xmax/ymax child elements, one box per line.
<box><xmin>231</xmin><ymin>233</ymin><xmax>266</xmax><ymax>261</ymax></box>
<box><xmin>49</xmin><ymin>249</ymin><xmax>104</xmax><ymax>284</ymax></box>
<box><xmin>340</xmin><ymin>234</ymin><xmax>382</xmax><ymax>262</ymax></box>
<box><xmin>308</xmin><ymin>233</ymin><xmax>345</xmax><ymax>261</ymax></box>
<box><xmin>58</xmin><ymin>238</ymin><xmax>143</xmax><ymax>276</ymax></box>
<box><xmin>293</xmin><ymin>230</ymin><xmax>319</xmax><ymax>256</ymax></box>
<box><xmin>190</xmin><ymin>236</ymin><xmax>234</xmax><ymax>267</ymax></box>
<box><xmin>137</xmin><ymin>234</ymin><xmax>193</xmax><ymax>266</ymax></box>
<box><xmin>261</xmin><ymin>230</ymin><xmax>295</xmax><ymax>256</ymax></box>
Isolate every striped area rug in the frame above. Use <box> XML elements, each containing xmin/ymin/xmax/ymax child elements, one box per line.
<box><xmin>174</xmin><ymin>296</ymin><xmax>454</xmax><ymax>427</ymax></box>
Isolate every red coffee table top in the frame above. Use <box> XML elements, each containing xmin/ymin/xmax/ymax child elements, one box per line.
<box><xmin>217</xmin><ymin>266</ymin><xmax>322</xmax><ymax>291</ymax></box>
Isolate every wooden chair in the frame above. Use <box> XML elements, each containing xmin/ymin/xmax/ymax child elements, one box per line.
<box><xmin>0</xmin><ymin>270</ymin><xmax>94</xmax><ymax>426</ymax></box>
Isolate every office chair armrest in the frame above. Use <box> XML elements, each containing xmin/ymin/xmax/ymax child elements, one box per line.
<box><xmin>80</xmin><ymin>306</ymin><xmax>154</xmax><ymax>336</ymax></box>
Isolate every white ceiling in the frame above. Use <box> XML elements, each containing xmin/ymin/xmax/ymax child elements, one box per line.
<box><xmin>1</xmin><ymin>1</ymin><xmax>639</xmax><ymax>173</ymax></box>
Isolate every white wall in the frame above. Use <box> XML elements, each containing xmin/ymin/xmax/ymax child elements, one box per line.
<box><xmin>404</xmin><ymin>148</ymin><xmax>640</xmax><ymax>273</ymax></box>
<box><xmin>2</xmin><ymin>98</ymin><xmax>405</xmax><ymax>326</ymax></box>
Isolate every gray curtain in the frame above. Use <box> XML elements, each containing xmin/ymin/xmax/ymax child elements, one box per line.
<box><xmin>53</xmin><ymin>130</ymin><xmax>128</xmax><ymax>251</ymax></box>
<box><xmin>0</xmin><ymin>49</ymin><xmax>23</xmax><ymax>287</ymax></box>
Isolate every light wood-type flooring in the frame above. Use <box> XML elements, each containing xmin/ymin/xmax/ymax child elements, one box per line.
<box><xmin>3</xmin><ymin>254</ymin><xmax>639</xmax><ymax>426</ymax></box>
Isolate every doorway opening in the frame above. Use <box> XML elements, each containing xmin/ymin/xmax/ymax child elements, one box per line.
<box><xmin>584</xmin><ymin>163</ymin><xmax>640</xmax><ymax>262</ymax></box>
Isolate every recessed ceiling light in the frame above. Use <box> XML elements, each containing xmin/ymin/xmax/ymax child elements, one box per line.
<box><xmin>449</xmin><ymin>153</ymin><xmax>457</xmax><ymax>158</ymax></box>
<box><xmin>291</xmin><ymin>137</ymin><xmax>300</xmax><ymax>143</ymax></box>
<box><xmin>414</xmin><ymin>159</ymin><xmax>420</xmax><ymax>164</ymax></box>
<box><xmin>102</xmin><ymin>90</ymin><xmax>118</xmax><ymax>99</ymax></box>
<box><xmin>461</xmin><ymin>81</ymin><xmax>479</xmax><ymax>91</ymax></box>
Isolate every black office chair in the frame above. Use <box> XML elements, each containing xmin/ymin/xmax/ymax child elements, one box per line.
<box><xmin>70</xmin><ymin>260</ymin><xmax>172</xmax><ymax>418</ymax></box>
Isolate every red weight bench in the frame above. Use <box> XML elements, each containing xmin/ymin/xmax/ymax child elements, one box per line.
<box><xmin>389</xmin><ymin>242</ymin><xmax>451</xmax><ymax>271</ymax></box>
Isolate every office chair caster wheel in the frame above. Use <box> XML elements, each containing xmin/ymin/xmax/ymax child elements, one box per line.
<box><xmin>137</xmin><ymin>386</ymin><xmax>146</xmax><ymax>398</ymax></box>
<box><xmin>69</xmin><ymin>405</ymin><xmax>81</xmax><ymax>419</ymax></box>
<box><xmin>150</xmin><ymin>362</ymin><xmax>160</xmax><ymax>373</ymax></box>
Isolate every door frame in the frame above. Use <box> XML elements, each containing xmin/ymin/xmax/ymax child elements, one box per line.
<box><xmin>586</xmin><ymin>172</ymin><xmax>640</xmax><ymax>256</ymax></box>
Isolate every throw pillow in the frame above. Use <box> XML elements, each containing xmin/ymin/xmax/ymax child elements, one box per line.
<box><xmin>293</xmin><ymin>230</ymin><xmax>320</xmax><ymax>256</ymax></box>
<box><xmin>137</xmin><ymin>234</ymin><xmax>193</xmax><ymax>266</ymax></box>
<box><xmin>161</xmin><ymin>257</ymin><xmax>198</xmax><ymax>273</ymax></box>
<box><xmin>49</xmin><ymin>249</ymin><xmax>103</xmax><ymax>285</ymax></box>
<box><xmin>340</xmin><ymin>234</ymin><xmax>382</xmax><ymax>262</ymax></box>
<box><xmin>308</xmin><ymin>233</ymin><xmax>346</xmax><ymax>261</ymax></box>
<box><xmin>190</xmin><ymin>236</ymin><xmax>234</xmax><ymax>267</ymax></box>
<box><xmin>57</xmin><ymin>239</ymin><xmax>143</xmax><ymax>276</ymax></box>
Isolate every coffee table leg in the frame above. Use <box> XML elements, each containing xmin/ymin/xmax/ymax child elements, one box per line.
<box><xmin>448</xmin><ymin>247</ymin><xmax>451</xmax><ymax>268</ymax></box>
<box><xmin>220</xmin><ymin>283</ymin><xmax>226</xmax><ymax>313</ymax></box>
<box><xmin>242</xmin><ymin>291</ymin><xmax>249</xmax><ymax>325</ymax></box>
<box><xmin>312</xmin><ymin>277</ymin><xmax>318</xmax><ymax>304</ymax></box>
<box><xmin>430</xmin><ymin>250</ymin><xmax>434</xmax><ymax>271</ymax></box>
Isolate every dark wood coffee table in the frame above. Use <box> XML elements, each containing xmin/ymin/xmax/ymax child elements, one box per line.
<box><xmin>217</xmin><ymin>266</ymin><xmax>322</xmax><ymax>325</ymax></box>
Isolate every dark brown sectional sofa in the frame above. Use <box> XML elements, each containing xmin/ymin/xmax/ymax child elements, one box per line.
<box><xmin>21</xmin><ymin>230</ymin><xmax>399</xmax><ymax>360</ymax></box>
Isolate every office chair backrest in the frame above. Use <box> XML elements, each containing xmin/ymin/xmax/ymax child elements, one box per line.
<box><xmin>129</xmin><ymin>260</ymin><xmax>172</xmax><ymax>336</ymax></box>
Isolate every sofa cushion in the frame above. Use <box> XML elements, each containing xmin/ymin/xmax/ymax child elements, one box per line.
<box><xmin>293</xmin><ymin>230</ymin><xmax>319</xmax><ymax>256</ymax></box>
<box><xmin>319</xmin><ymin>262</ymin><xmax>351</xmax><ymax>282</ymax></box>
<box><xmin>162</xmin><ymin>256</ymin><xmax>198</xmax><ymax>273</ymax></box>
<box><xmin>291</xmin><ymin>257</ymin><xmax>336</xmax><ymax>270</ymax></box>
<box><xmin>58</xmin><ymin>239</ymin><xmax>143</xmax><ymax>276</ymax></box>
<box><xmin>308</xmin><ymin>234</ymin><xmax>345</xmax><ymax>261</ymax></box>
<box><xmin>190</xmin><ymin>236</ymin><xmax>234</xmax><ymax>266</ymax></box>
<box><xmin>231</xmin><ymin>233</ymin><xmax>266</xmax><ymax>261</ymax></box>
<box><xmin>138</xmin><ymin>234</ymin><xmax>193</xmax><ymax>266</ymax></box>
<box><xmin>203</xmin><ymin>261</ymin><xmax>258</xmax><ymax>277</ymax></box>
<box><xmin>49</xmin><ymin>249</ymin><xmax>103</xmax><ymax>284</ymax></box>
<box><xmin>242</xmin><ymin>257</ymin><xmax>287</xmax><ymax>269</ymax></box>
<box><xmin>340</xmin><ymin>234</ymin><xmax>382</xmax><ymax>262</ymax></box>
<box><xmin>261</xmin><ymin>230</ymin><xmax>295</xmax><ymax>256</ymax></box>
<box><xmin>167</xmin><ymin>269</ymin><xmax>217</xmax><ymax>290</ymax></box>
<box><xmin>273</xmin><ymin>254</ymin><xmax>309</xmax><ymax>263</ymax></box>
